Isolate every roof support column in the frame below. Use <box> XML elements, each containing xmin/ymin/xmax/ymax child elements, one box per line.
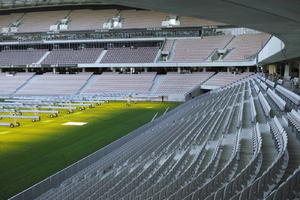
<box><xmin>268</xmin><ymin>64</ymin><xmax>276</xmax><ymax>75</ymax></box>
<box><xmin>284</xmin><ymin>63</ymin><xmax>290</xmax><ymax>80</ymax></box>
<box><xmin>177</xmin><ymin>67</ymin><xmax>181</xmax><ymax>73</ymax></box>
<box><xmin>130</xmin><ymin>67</ymin><xmax>134</xmax><ymax>74</ymax></box>
<box><xmin>297</xmin><ymin>61</ymin><xmax>300</xmax><ymax>85</ymax></box>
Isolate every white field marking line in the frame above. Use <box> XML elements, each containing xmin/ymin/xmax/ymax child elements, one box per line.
<box><xmin>0</xmin><ymin>131</ymin><xmax>10</xmax><ymax>134</ymax></box>
<box><xmin>43</xmin><ymin>120</ymin><xmax>53</xmax><ymax>123</ymax></box>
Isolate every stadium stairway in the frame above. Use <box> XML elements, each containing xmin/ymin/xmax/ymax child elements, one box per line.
<box><xmin>160</xmin><ymin>39</ymin><xmax>176</xmax><ymax>62</ymax></box>
<box><xmin>11</xmin><ymin>74</ymin><xmax>37</xmax><ymax>96</ymax></box>
<box><xmin>223</xmin><ymin>35</ymin><xmax>236</xmax><ymax>49</ymax></box>
<box><xmin>77</xmin><ymin>75</ymin><xmax>98</xmax><ymax>94</ymax></box>
<box><xmin>273</xmin><ymin>120</ymin><xmax>300</xmax><ymax>188</ymax></box>
<box><xmin>36</xmin><ymin>51</ymin><xmax>51</xmax><ymax>65</ymax></box>
<box><xmin>206</xmin><ymin>127</ymin><xmax>257</xmax><ymax>200</ymax></box>
<box><xmin>166</xmin><ymin>39</ymin><xmax>177</xmax><ymax>62</ymax></box>
<box><xmin>266</xmin><ymin>123</ymin><xmax>300</xmax><ymax>200</ymax></box>
<box><xmin>257</xmin><ymin>124</ymin><xmax>278</xmax><ymax>178</ymax></box>
<box><xmin>154</xmin><ymin>49</ymin><xmax>162</xmax><ymax>63</ymax></box>
<box><xmin>95</xmin><ymin>50</ymin><xmax>108</xmax><ymax>64</ymax></box>
<box><xmin>149</xmin><ymin>75</ymin><xmax>165</xmax><ymax>93</ymax></box>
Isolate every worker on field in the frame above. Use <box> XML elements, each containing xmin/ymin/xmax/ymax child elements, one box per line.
<box><xmin>126</xmin><ymin>95</ymin><xmax>132</xmax><ymax>107</ymax></box>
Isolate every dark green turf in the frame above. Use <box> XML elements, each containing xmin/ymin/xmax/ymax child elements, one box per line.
<box><xmin>0</xmin><ymin>101</ymin><xmax>179</xmax><ymax>199</ymax></box>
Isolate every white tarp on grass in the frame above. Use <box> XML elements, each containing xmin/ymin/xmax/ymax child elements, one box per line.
<box><xmin>62</xmin><ymin>122</ymin><xmax>87</xmax><ymax>126</ymax></box>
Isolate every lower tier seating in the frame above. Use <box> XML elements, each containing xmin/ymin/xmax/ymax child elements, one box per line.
<box><xmin>202</xmin><ymin>72</ymin><xmax>254</xmax><ymax>87</ymax></box>
<box><xmin>15</xmin><ymin>72</ymin><xmax>93</xmax><ymax>96</ymax></box>
<box><xmin>13</xmin><ymin>75</ymin><xmax>300</xmax><ymax>200</ymax></box>
<box><xmin>82</xmin><ymin>72</ymin><xmax>157</xmax><ymax>94</ymax></box>
<box><xmin>155</xmin><ymin>72</ymin><xmax>214</xmax><ymax>95</ymax></box>
<box><xmin>0</xmin><ymin>73</ymin><xmax>35</xmax><ymax>95</ymax></box>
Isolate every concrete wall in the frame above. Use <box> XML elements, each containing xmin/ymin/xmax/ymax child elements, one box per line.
<box><xmin>258</xmin><ymin>36</ymin><xmax>285</xmax><ymax>63</ymax></box>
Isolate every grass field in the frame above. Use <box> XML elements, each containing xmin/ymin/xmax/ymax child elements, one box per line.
<box><xmin>0</xmin><ymin>101</ymin><xmax>179</xmax><ymax>200</ymax></box>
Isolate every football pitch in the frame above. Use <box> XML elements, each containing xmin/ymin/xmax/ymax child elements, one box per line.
<box><xmin>0</xmin><ymin>101</ymin><xmax>179</xmax><ymax>200</ymax></box>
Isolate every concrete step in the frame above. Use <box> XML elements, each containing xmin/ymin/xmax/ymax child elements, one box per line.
<box><xmin>36</xmin><ymin>51</ymin><xmax>50</xmax><ymax>64</ymax></box>
<box><xmin>150</xmin><ymin>75</ymin><xmax>165</xmax><ymax>93</ymax></box>
<box><xmin>95</xmin><ymin>50</ymin><xmax>107</xmax><ymax>63</ymax></box>
<box><xmin>13</xmin><ymin>74</ymin><xmax>38</xmax><ymax>96</ymax></box>
<box><xmin>257</xmin><ymin>124</ymin><xmax>278</xmax><ymax>178</ymax></box>
<box><xmin>78</xmin><ymin>75</ymin><xmax>99</xmax><ymax>94</ymax></box>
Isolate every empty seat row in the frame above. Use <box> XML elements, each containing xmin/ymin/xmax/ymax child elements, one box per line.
<box><xmin>100</xmin><ymin>47</ymin><xmax>159</xmax><ymax>63</ymax></box>
<box><xmin>275</xmin><ymin>85</ymin><xmax>300</xmax><ymax>105</ymax></box>
<box><xmin>258</xmin><ymin>92</ymin><xmax>271</xmax><ymax>117</ymax></box>
<box><xmin>267</xmin><ymin>88</ymin><xmax>286</xmax><ymax>111</ymax></box>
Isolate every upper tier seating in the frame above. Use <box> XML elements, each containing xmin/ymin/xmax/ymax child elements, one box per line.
<box><xmin>0</xmin><ymin>50</ymin><xmax>47</xmax><ymax>65</ymax></box>
<box><xmin>18</xmin><ymin>11</ymin><xmax>68</xmax><ymax>33</ymax></box>
<box><xmin>0</xmin><ymin>73</ymin><xmax>35</xmax><ymax>95</ymax></box>
<box><xmin>16</xmin><ymin>73</ymin><xmax>92</xmax><ymax>96</ymax></box>
<box><xmin>162</xmin><ymin>39</ymin><xmax>175</xmax><ymax>52</ymax></box>
<box><xmin>224</xmin><ymin>33</ymin><xmax>271</xmax><ymax>61</ymax></box>
<box><xmin>82</xmin><ymin>72</ymin><xmax>157</xmax><ymax>94</ymax></box>
<box><xmin>203</xmin><ymin>72</ymin><xmax>253</xmax><ymax>87</ymax></box>
<box><xmin>100</xmin><ymin>47</ymin><xmax>159</xmax><ymax>63</ymax></box>
<box><xmin>179</xmin><ymin>16</ymin><xmax>226</xmax><ymax>27</ymax></box>
<box><xmin>0</xmin><ymin>33</ymin><xmax>269</xmax><ymax>65</ymax></box>
<box><xmin>120</xmin><ymin>10</ymin><xmax>166</xmax><ymax>29</ymax></box>
<box><xmin>117</xmin><ymin>10</ymin><xmax>224</xmax><ymax>29</ymax></box>
<box><xmin>155</xmin><ymin>72</ymin><xmax>214</xmax><ymax>94</ymax></box>
<box><xmin>0</xmin><ymin>13</ymin><xmax>23</xmax><ymax>30</ymax></box>
<box><xmin>170</xmin><ymin>35</ymin><xmax>233</xmax><ymax>62</ymax></box>
<box><xmin>42</xmin><ymin>48</ymin><xmax>103</xmax><ymax>65</ymax></box>
<box><xmin>19</xmin><ymin>75</ymin><xmax>300</xmax><ymax>200</ymax></box>
<box><xmin>0</xmin><ymin>10</ymin><xmax>223</xmax><ymax>33</ymax></box>
<box><xmin>68</xmin><ymin>9</ymin><xmax>118</xmax><ymax>31</ymax></box>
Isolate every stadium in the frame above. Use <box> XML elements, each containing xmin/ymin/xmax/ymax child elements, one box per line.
<box><xmin>0</xmin><ymin>0</ymin><xmax>299</xmax><ymax>200</ymax></box>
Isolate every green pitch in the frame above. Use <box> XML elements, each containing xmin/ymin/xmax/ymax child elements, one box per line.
<box><xmin>0</xmin><ymin>101</ymin><xmax>179</xmax><ymax>200</ymax></box>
